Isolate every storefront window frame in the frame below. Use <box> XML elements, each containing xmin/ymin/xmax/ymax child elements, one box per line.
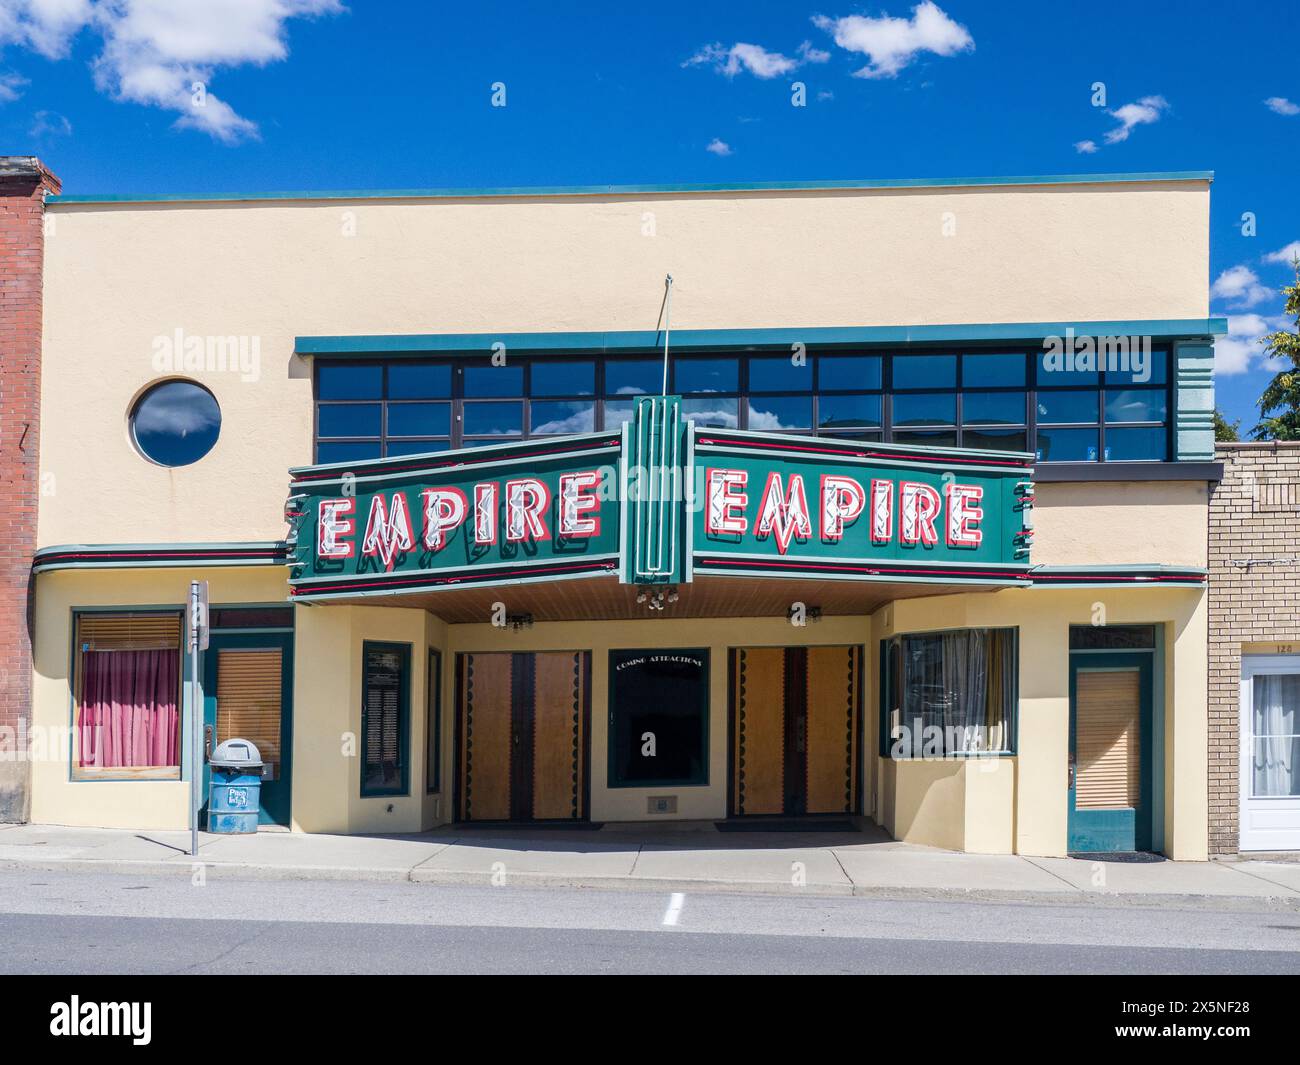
<box><xmin>426</xmin><ymin>648</ymin><xmax>442</xmax><ymax>795</ymax></box>
<box><xmin>69</xmin><ymin>607</ymin><xmax>186</xmax><ymax>782</ymax></box>
<box><xmin>311</xmin><ymin>347</ymin><xmax>1172</xmax><ymax>464</ymax></box>
<box><xmin>359</xmin><ymin>640</ymin><xmax>412</xmax><ymax>798</ymax></box>
<box><xmin>879</xmin><ymin>627</ymin><xmax>1020</xmax><ymax>759</ymax></box>
<box><xmin>606</xmin><ymin>647</ymin><xmax>711</xmax><ymax>789</ymax></box>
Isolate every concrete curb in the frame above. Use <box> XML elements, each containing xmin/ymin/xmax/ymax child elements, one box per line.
<box><xmin>6</xmin><ymin>857</ymin><xmax>1300</xmax><ymax>911</ymax></box>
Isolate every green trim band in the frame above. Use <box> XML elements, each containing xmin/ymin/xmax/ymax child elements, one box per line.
<box><xmin>1028</xmin><ymin>564</ymin><xmax>1207</xmax><ymax>587</ymax></box>
<box><xmin>31</xmin><ymin>547</ymin><xmax>1205</xmax><ymax>590</ymax></box>
<box><xmin>33</xmin><ymin>542</ymin><xmax>289</xmax><ymax>574</ymax></box>
<box><xmin>49</xmin><ymin>171</ymin><xmax>1215</xmax><ymax>207</ymax></box>
<box><xmin>296</xmin><ymin>319</ymin><xmax>1227</xmax><ymax>358</ymax></box>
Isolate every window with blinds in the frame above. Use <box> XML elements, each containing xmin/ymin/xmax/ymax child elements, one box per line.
<box><xmin>361</xmin><ymin>642</ymin><xmax>410</xmax><ymax>796</ymax></box>
<box><xmin>1075</xmin><ymin>668</ymin><xmax>1141</xmax><ymax>809</ymax></box>
<box><xmin>77</xmin><ymin>612</ymin><xmax>182</xmax><ymax>651</ymax></box>
<box><xmin>216</xmin><ymin>650</ymin><xmax>283</xmax><ymax>767</ymax></box>
<box><xmin>72</xmin><ymin>612</ymin><xmax>183</xmax><ymax>780</ymax></box>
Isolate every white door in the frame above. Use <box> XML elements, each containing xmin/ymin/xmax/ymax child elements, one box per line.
<box><xmin>1240</xmin><ymin>655</ymin><xmax>1300</xmax><ymax>851</ymax></box>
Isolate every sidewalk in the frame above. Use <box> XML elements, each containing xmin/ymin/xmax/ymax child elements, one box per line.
<box><xmin>3</xmin><ymin>821</ymin><xmax>1299</xmax><ymax>908</ymax></box>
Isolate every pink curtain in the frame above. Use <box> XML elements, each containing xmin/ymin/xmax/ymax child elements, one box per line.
<box><xmin>79</xmin><ymin>649</ymin><xmax>180</xmax><ymax>768</ymax></box>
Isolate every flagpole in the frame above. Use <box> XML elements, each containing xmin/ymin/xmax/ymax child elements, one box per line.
<box><xmin>661</xmin><ymin>274</ymin><xmax>673</xmax><ymax>396</ymax></box>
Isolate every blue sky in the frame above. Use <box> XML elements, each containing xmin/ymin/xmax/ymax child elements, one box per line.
<box><xmin>2</xmin><ymin>0</ymin><xmax>1297</xmax><ymax>433</ymax></box>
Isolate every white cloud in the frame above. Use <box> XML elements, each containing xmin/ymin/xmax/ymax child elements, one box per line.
<box><xmin>29</xmin><ymin>107</ymin><xmax>70</xmax><ymax>136</ymax></box>
<box><xmin>530</xmin><ymin>406</ymin><xmax>595</xmax><ymax>436</ymax></box>
<box><xmin>1102</xmin><ymin>94</ymin><xmax>1169</xmax><ymax>144</ymax></box>
<box><xmin>797</xmin><ymin>40</ymin><xmax>830</xmax><ymax>64</ymax></box>
<box><xmin>1073</xmin><ymin>139</ymin><xmax>1098</xmax><ymax>154</ymax></box>
<box><xmin>0</xmin><ymin>0</ymin><xmax>342</xmax><ymax>142</ymax></box>
<box><xmin>133</xmin><ymin>385</ymin><xmax>221</xmax><ymax>435</ymax></box>
<box><xmin>705</xmin><ymin>137</ymin><xmax>732</xmax><ymax>156</ymax></box>
<box><xmin>1263</xmin><ymin>240</ymin><xmax>1300</xmax><ymax>266</ymax></box>
<box><xmin>1264</xmin><ymin>96</ymin><xmax>1300</xmax><ymax>116</ymax></box>
<box><xmin>684</xmin><ymin>36</ymin><xmax>833</xmax><ymax>80</ymax></box>
<box><xmin>1211</xmin><ymin>264</ymin><xmax>1276</xmax><ymax>309</ymax></box>
<box><xmin>812</xmin><ymin>2</ymin><xmax>973</xmax><ymax>80</ymax></box>
<box><xmin>0</xmin><ymin>68</ymin><xmax>27</xmax><ymax>100</ymax></box>
<box><xmin>0</xmin><ymin>0</ymin><xmax>93</xmax><ymax>59</ymax></box>
<box><xmin>1215</xmin><ymin>313</ymin><xmax>1289</xmax><ymax>376</ymax></box>
<box><xmin>684</xmin><ymin>41</ymin><xmax>798</xmax><ymax>79</ymax></box>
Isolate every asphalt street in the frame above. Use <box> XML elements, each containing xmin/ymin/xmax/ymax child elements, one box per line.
<box><xmin>2</xmin><ymin>867</ymin><xmax>1299</xmax><ymax>974</ymax></box>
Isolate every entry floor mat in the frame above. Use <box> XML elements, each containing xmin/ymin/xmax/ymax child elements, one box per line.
<box><xmin>1066</xmin><ymin>851</ymin><xmax>1165</xmax><ymax>863</ymax></box>
<box><xmin>716</xmin><ymin>819</ymin><xmax>859</xmax><ymax>833</ymax></box>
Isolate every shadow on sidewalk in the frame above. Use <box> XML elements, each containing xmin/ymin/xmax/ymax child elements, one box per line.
<box><xmin>356</xmin><ymin>818</ymin><xmax>900</xmax><ymax>855</ymax></box>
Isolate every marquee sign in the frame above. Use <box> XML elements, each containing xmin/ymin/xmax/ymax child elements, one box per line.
<box><xmin>285</xmin><ymin>435</ymin><xmax>623</xmax><ymax>600</ymax></box>
<box><xmin>284</xmin><ymin>402</ymin><xmax>1033</xmax><ymax>601</ymax></box>
<box><xmin>690</xmin><ymin>429</ymin><xmax>1033</xmax><ymax>584</ymax></box>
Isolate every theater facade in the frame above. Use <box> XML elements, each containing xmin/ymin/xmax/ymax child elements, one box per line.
<box><xmin>28</xmin><ymin>171</ymin><xmax>1223</xmax><ymax>857</ymax></box>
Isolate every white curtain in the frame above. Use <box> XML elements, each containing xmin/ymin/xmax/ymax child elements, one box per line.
<box><xmin>1253</xmin><ymin>674</ymin><xmax>1300</xmax><ymax>797</ymax></box>
<box><xmin>902</xmin><ymin>629</ymin><xmax>1011</xmax><ymax>755</ymax></box>
<box><xmin>941</xmin><ymin>630</ymin><xmax>988</xmax><ymax>752</ymax></box>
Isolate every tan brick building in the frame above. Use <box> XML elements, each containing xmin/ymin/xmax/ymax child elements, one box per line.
<box><xmin>1209</xmin><ymin>441</ymin><xmax>1300</xmax><ymax>854</ymax></box>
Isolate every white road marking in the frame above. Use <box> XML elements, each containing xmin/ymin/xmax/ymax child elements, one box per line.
<box><xmin>662</xmin><ymin>892</ymin><xmax>685</xmax><ymax>927</ymax></box>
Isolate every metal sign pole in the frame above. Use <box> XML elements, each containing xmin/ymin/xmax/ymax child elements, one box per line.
<box><xmin>660</xmin><ymin>274</ymin><xmax>673</xmax><ymax>397</ymax></box>
<box><xmin>188</xmin><ymin>580</ymin><xmax>209</xmax><ymax>857</ymax></box>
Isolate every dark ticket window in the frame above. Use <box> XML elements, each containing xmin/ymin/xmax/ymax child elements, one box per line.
<box><xmin>608</xmin><ymin>649</ymin><xmax>709</xmax><ymax>787</ymax></box>
<box><xmin>1069</xmin><ymin>625</ymin><xmax>1157</xmax><ymax>651</ymax></box>
<box><xmin>361</xmin><ymin>642</ymin><xmax>410</xmax><ymax>796</ymax></box>
<box><xmin>426</xmin><ymin>649</ymin><xmax>441</xmax><ymax>794</ymax></box>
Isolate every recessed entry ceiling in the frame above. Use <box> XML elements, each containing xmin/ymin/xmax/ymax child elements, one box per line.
<box><xmin>299</xmin><ymin>574</ymin><xmax>1014</xmax><ymax>624</ymax></box>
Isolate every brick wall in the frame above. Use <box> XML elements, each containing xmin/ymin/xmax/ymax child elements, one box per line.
<box><xmin>0</xmin><ymin>158</ymin><xmax>59</xmax><ymax>822</ymax></box>
<box><xmin>1208</xmin><ymin>441</ymin><xmax>1300</xmax><ymax>854</ymax></box>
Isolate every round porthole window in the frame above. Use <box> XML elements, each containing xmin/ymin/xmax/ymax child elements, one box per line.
<box><xmin>130</xmin><ymin>380</ymin><xmax>222</xmax><ymax>467</ymax></box>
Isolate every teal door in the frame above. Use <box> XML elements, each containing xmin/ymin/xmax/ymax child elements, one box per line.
<box><xmin>1068</xmin><ymin>653</ymin><xmax>1153</xmax><ymax>852</ymax></box>
<box><xmin>202</xmin><ymin>632</ymin><xmax>294</xmax><ymax>826</ymax></box>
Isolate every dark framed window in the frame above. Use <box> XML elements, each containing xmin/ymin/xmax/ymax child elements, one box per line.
<box><xmin>673</xmin><ymin>356</ymin><xmax>740</xmax><ymax>429</ymax></box>
<box><xmin>71</xmin><ymin>610</ymin><xmax>185</xmax><ymax>781</ymax></box>
<box><xmin>361</xmin><ymin>641</ymin><xmax>410</xmax><ymax>797</ymax></box>
<box><xmin>317</xmin><ymin>361</ymin><xmax>452</xmax><ymax>463</ymax></box>
<box><xmin>608</xmin><ymin>648</ymin><xmax>709</xmax><ymax>787</ymax></box>
<box><xmin>1069</xmin><ymin>624</ymin><xmax>1158</xmax><ymax>651</ymax></box>
<box><xmin>1033</xmin><ymin>348</ymin><xmax>1170</xmax><ymax>462</ymax></box>
<box><xmin>426</xmin><ymin>648</ymin><xmax>442</xmax><ymax>794</ymax></box>
<box><xmin>209</xmin><ymin>607</ymin><xmax>294</xmax><ymax>630</ymax></box>
<box><xmin>880</xmin><ymin>628</ymin><xmax>1019</xmax><ymax>757</ymax></box>
<box><xmin>312</xmin><ymin>346</ymin><xmax>1171</xmax><ymax>464</ymax></box>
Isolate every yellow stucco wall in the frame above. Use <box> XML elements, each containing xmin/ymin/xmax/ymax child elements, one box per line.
<box><xmin>29</xmin><ymin>566</ymin><xmax>290</xmax><ymax>830</ymax></box>
<box><xmin>1033</xmin><ymin>481</ymin><xmax>1211</xmax><ymax>568</ymax></box>
<box><xmin>30</xmin><ymin>566</ymin><xmax>1207</xmax><ymax>859</ymax></box>
<box><xmin>38</xmin><ymin>179</ymin><xmax>1209</xmax><ymax>548</ymax></box>
<box><xmin>870</xmin><ymin>585</ymin><xmax>1207</xmax><ymax>859</ymax></box>
<box><xmin>289</xmin><ymin>604</ymin><xmax>445</xmax><ymax>834</ymax></box>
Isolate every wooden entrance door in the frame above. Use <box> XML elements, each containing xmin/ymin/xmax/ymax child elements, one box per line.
<box><xmin>456</xmin><ymin>651</ymin><xmax>590</xmax><ymax>822</ymax></box>
<box><xmin>729</xmin><ymin>645</ymin><xmax>861</xmax><ymax>817</ymax></box>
